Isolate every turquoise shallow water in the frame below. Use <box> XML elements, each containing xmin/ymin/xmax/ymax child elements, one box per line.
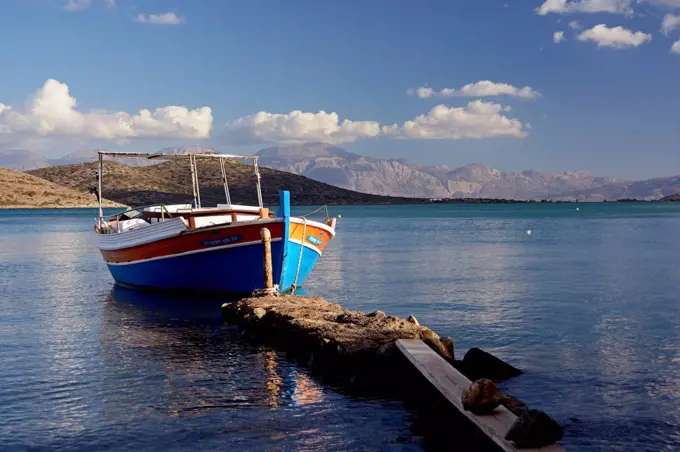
<box><xmin>2</xmin><ymin>203</ymin><xmax>680</xmax><ymax>451</ymax></box>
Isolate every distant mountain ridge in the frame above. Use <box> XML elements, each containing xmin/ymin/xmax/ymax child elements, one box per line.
<box><xmin>3</xmin><ymin>145</ymin><xmax>679</xmax><ymax>201</ymax></box>
<box><xmin>0</xmin><ymin>146</ymin><xmax>216</xmax><ymax>171</ymax></box>
<box><xmin>26</xmin><ymin>159</ymin><xmax>448</xmax><ymax>207</ymax></box>
<box><xmin>413</xmin><ymin>162</ymin><xmax>622</xmax><ymax>200</ymax></box>
<box><xmin>255</xmin><ymin>143</ymin><xmax>675</xmax><ymax>201</ymax></box>
<box><xmin>256</xmin><ymin>144</ymin><xmax>451</xmax><ymax>198</ymax></box>
<box><xmin>553</xmin><ymin>176</ymin><xmax>680</xmax><ymax>201</ymax></box>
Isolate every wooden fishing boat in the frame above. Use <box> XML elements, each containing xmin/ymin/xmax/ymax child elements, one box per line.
<box><xmin>93</xmin><ymin>150</ymin><xmax>337</xmax><ymax>294</ymax></box>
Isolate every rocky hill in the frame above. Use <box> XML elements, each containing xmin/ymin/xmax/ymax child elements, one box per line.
<box><xmin>27</xmin><ymin>159</ymin><xmax>440</xmax><ymax>206</ymax></box>
<box><xmin>7</xmin><ymin>145</ymin><xmax>679</xmax><ymax>201</ymax></box>
<box><xmin>553</xmin><ymin>176</ymin><xmax>680</xmax><ymax>202</ymax></box>
<box><xmin>662</xmin><ymin>193</ymin><xmax>680</xmax><ymax>201</ymax></box>
<box><xmin>0</xmin><ymin>167</ymin><xmax>122</xmax><ymax>208</ymax></box>
<box><xmin>255</xmin><ymin>144</ymin><xmax>628</xmax><ymax>200</ymax></box>
<box><xmin>417</xmin><ymin>164</ymin><xmax>620</xmax><ymax>199</ymax></box>
<box><xmin>256</xmin><ymin>144</ymin><xmax>451</xmax><ymax>198</ymax></box>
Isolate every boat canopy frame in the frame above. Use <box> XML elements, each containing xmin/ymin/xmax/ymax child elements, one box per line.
<box><xmin>96</xmin><ymin>151</ymin><xmax>264</xmax><ymax>220</ymax></box>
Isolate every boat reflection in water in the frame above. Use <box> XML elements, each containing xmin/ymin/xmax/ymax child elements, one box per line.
<box><xmin>108</xmin><ymin>284</ymin><xmax>232</xmax><ymax>323</ymax></box>
<box><xmin>103</xmin><ymin>285</ymin><xmax>325</xmax><ymax>420</ymax></box>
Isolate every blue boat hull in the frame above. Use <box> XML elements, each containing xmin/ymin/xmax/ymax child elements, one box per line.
<box><xmin>107</xmin><ymin>239</ymin><xmax>321</xmax><ymax>294</ymax></box>
<box><xmin>280</xmin><ymin>241</ymin><xmax>322</xmax><ymax>293</ymax></box>
<box><xmin>100</xmin><ymin>191</ymin><xmax>333</xmax><ymax>295</ymax></box>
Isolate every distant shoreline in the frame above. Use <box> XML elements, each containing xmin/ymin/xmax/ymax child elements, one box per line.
<box><xmin>0</xmin><ymin>202</ymin><xmax>125</xmax><ymax>210</ymax></box>
<box><xmin>0</xmin><ymin>198</ymin><xmax>676</xmax><ymax>210</ymax></box>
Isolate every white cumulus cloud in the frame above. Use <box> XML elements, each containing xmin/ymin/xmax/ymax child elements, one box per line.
<box><xmin>412</xmin><ymin>87</ymin><xmax>434</xmax><ymax>98</ymax></box>
<box><xmin>672</xmin><ymin>39</ymin><xmax>680</xmax><ymax>52</ymax></box>
<box><xmin>577</xmin><ymin>24</ymin><xmax>651</xmax><ymax>48</ymax></box>
<box><xmin>536</xmin><ymin>0</ymin><xmax>633</xmax><ymax>15</ymax></box>
<box><xmin>554</xmin><ymin>31</ymin><xmax>566</xmax><ymax>42</ymax></box>
<box><xmin>661</xmin><ymin>14</ymin><xmax>680</xmax><ymax>35</ymax></box>
<box><xmin>537</xmin><ymin>0</ymin><xmax>680</xmax><ymax>16</ymax></box>
<box><xmin>569</xmin><ymin>20</ymin><xmax>583</xmax><ymax>29</ymax></box>
<box><xmin>409</xmin><ymin>81</ymin><xmax>540</xmax><ymax>99</ymax></box>
<box><xmin>382</xmin><ymin>101</ymin><xmax>528</xmax><ymax>140</ymax></box>
<box><xmin>221</xmin><ymin>110</ymin><xmax>381</xmax><ymax>145</ymax></box>
<box><xmin>136</xmin><ymin>12</ymin><xmax>184</xmax><ymax>25</ymax></box>
<box><xmin>0</xmin><ymin>79</ymin><xmax>212</xmax><ymax>148</ymax></box>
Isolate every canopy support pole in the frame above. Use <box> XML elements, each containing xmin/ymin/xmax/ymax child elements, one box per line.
<box><xmin>189</xmin><ymin>154</ymin><xmax>201</xmax><ymax>209</ymax></box>
<box><xmin>97</xmin><ymin>152</ymin><xmax>103</xmax><ymax>220</ymax></box>
<box><xmin>254</xmin><ymin>158</ymin><xmax>263</xmax><ymax>209</ymax></box>
<box><xmin>220</xmin><ymin>158</ymin><xmax>232</xmax><ymax>207</ymax></box>
<box><xmin>194</xmin><ymin>155</ymin><xmax>202</xmax><ymax>209</ymax></box>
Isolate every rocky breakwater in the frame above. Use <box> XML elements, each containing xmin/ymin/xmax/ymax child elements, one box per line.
<box><xmin>222</xmin><ymin>295</ymin><xmax>565</xmax><ymax>449</ymax></box>
<box><xmin>221</xmin><ymin>294</ymin><xmax>454</xmax><ymax>393</ymax></box>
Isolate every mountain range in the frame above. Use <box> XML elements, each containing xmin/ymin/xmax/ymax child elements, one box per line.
<box><xmin>0</xmin><ymin>146</ymin><xmax>214</xmax><ymax>171</ymax></box>
<box><xmin>255</xmin><ymin>144</ymin><xmax>679</xmax><ymax>201</ymax></box>
<box><xmin>2</xmin><ymin>145</ymin><xmax>679</xmax><ymax>201</ymax></box>
<box><xmin>26</xmin><ymin>159</ymin><xmax>437</xmax><ymax>207</ymax></box>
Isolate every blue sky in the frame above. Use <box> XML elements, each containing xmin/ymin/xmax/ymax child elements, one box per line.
<box><xmin>0</xmin><ymin>0</ymin><xmax>679</xmax><ymax>179</ymax></box>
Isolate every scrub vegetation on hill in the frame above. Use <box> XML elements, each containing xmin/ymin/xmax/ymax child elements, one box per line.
<box><xmin>0</xmin><ymin>167</ymin><xmax>122</xmax><ymax>208</ymax></box>
<box><xmin>28</xmin><ymin>159</ymin><xmax>440</xmax><ymax>206</ymax></box>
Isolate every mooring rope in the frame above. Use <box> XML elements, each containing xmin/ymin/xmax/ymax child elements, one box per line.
<box><xmin>300</xmin><ymin>205</ymin><xmax>329</xmax><ymax>222</ymax></box>
<box><xmin>291</xmin><ymin>217</ymin><xmax>307</xmax><ymax>295</ymax></box>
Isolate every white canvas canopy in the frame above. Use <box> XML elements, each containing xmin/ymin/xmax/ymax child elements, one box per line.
<box><xmin>96</xmin><ymin>151</ymin><xmax>264</xmax><ymax>219</ymax></box>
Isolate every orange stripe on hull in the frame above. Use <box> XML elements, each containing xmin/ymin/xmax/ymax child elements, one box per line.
<box><xmin>289</xmin><ymin>222</ymin><xmax>332</xmax><ymax>253</ymax></box>
<box><xmin>101</xmin><ymin>221</ymin><xmax>284</xmax><ymax>264</ymax></box>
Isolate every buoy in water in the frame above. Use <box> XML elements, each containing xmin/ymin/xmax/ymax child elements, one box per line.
<box><xmin>337</xmin><ymin>214</ymin><xmax>342</xmax><ymax>219</ymax></box>
<box><xmin>576</xmin><ymin>207</ymin><xmax>580</xmax><ymax>211</ymax></box>
<box><xmin>526</xmin><ymin>230</ymin><xmax>532</xmax><ymax>236</ymax></box>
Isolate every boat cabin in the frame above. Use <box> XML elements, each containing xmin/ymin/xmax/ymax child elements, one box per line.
<box><xmin>95</xmin><ymin>150</ymin><xmax>273</xmax><ymax>235</ymax></box>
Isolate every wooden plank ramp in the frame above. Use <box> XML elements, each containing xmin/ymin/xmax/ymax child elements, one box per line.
<box><xmin>396</xmin><ymin>339</ymin><xmax>565</xmax><ymax>452</ymax></box>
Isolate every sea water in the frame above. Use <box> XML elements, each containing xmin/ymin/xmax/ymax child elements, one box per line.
<box><xmin>1</xmin><ymin>203</ymin><xmax>680</xmax><ymax>451</ymax></box>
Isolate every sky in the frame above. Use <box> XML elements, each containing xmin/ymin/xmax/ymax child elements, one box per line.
<box><xmin>0</xmin><ymin>0</ymin><xmax>679</xmax><ymax>179</ymax></box>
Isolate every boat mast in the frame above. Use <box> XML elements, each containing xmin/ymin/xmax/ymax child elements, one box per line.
<box><xmin>220</xmin><ymin>158</ymin><xmax>232</xmax><ymax>207</ymax></box>
<box><xmin>254</xmin><ymin>157</ymin><xmax>263</xmax><ymax>209</ymax></box>
<box><xmin>189</xmin><ymin>154</ymin><xmax>201</xmax><ymax>209</ymax></box>
<box><xmin>97</xmin><ymin>152</ymin><xmax>103</xmax><ymax>220</ymax></box>
<box><xmin>193</xmin><ymin>155</ymin><xmax>202</xmax><ymax>208</ymax></box>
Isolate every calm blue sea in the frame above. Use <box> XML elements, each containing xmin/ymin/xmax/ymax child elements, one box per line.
<box><xmin>1</xmin><ymin>203</ymin><xmax>680</xmax><ymax>451</ymax></box>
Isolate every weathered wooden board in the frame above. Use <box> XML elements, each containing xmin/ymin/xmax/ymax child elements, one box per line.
<box><xmin>396</xmin><ymin>339</ymin><xmax>565</xmax><ymax>452</ymax></box>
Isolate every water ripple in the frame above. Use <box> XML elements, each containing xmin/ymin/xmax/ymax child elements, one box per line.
<box><xmin>3</xmin><ymin>205</ymin><xmax>680</xmax><ymax>451</ymax></box>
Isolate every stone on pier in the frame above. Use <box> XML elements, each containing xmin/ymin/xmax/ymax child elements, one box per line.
<box><xmin>461</xmin><ymin>379</ymin><xmax>503</xmax><ymax>415</ymax></box>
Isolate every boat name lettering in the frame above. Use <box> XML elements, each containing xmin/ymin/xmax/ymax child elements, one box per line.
<box><xmin>306</xmin><ymin>235</ymin><xmax>323</xmax><ymax>246</ymax></box>
<box><xmin>201</xmin><ymin>235</ymin><xmax>243</xmax><ymax>247</ymax></box>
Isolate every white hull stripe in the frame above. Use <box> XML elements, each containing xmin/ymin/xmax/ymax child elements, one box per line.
<box><xmin>290</xmin><ymin>217</ymin><xmax>336</xmax><ymax>237</ymax></box>
<box><xmin>106</xmin><ymin>237</ymin><xmax>282</xmax><ymax>266</ymax></box>
<box><xmin>289</xmin><ymin>238</ymin><xmax>323</xmax><ymax>256</ymax></box>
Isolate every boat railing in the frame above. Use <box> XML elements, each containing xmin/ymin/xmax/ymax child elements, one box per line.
<box><xmin>300</xmin><ymin>205</ymin><xmax>335</xmax><ymax>227</ymax></box>
<box><xmin>96</xmin><ymin>204</ymin><xmax>176</xmax><ymax>234</ymax></box>
<box><xmin>96</xmin><ymin>202</ymin><xmax>336</xmax><ymax>234</ymax></box>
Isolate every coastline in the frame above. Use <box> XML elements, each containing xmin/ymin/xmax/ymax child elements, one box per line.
<box><xmin>0</xmin><ymin>198</ymin><xmax>677</xmax><ymax>209</ymax></box>
<box><xmin>0</xmin><ymin>202</ymin><xmax>126</xmax><ymax>210</ymax></box>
